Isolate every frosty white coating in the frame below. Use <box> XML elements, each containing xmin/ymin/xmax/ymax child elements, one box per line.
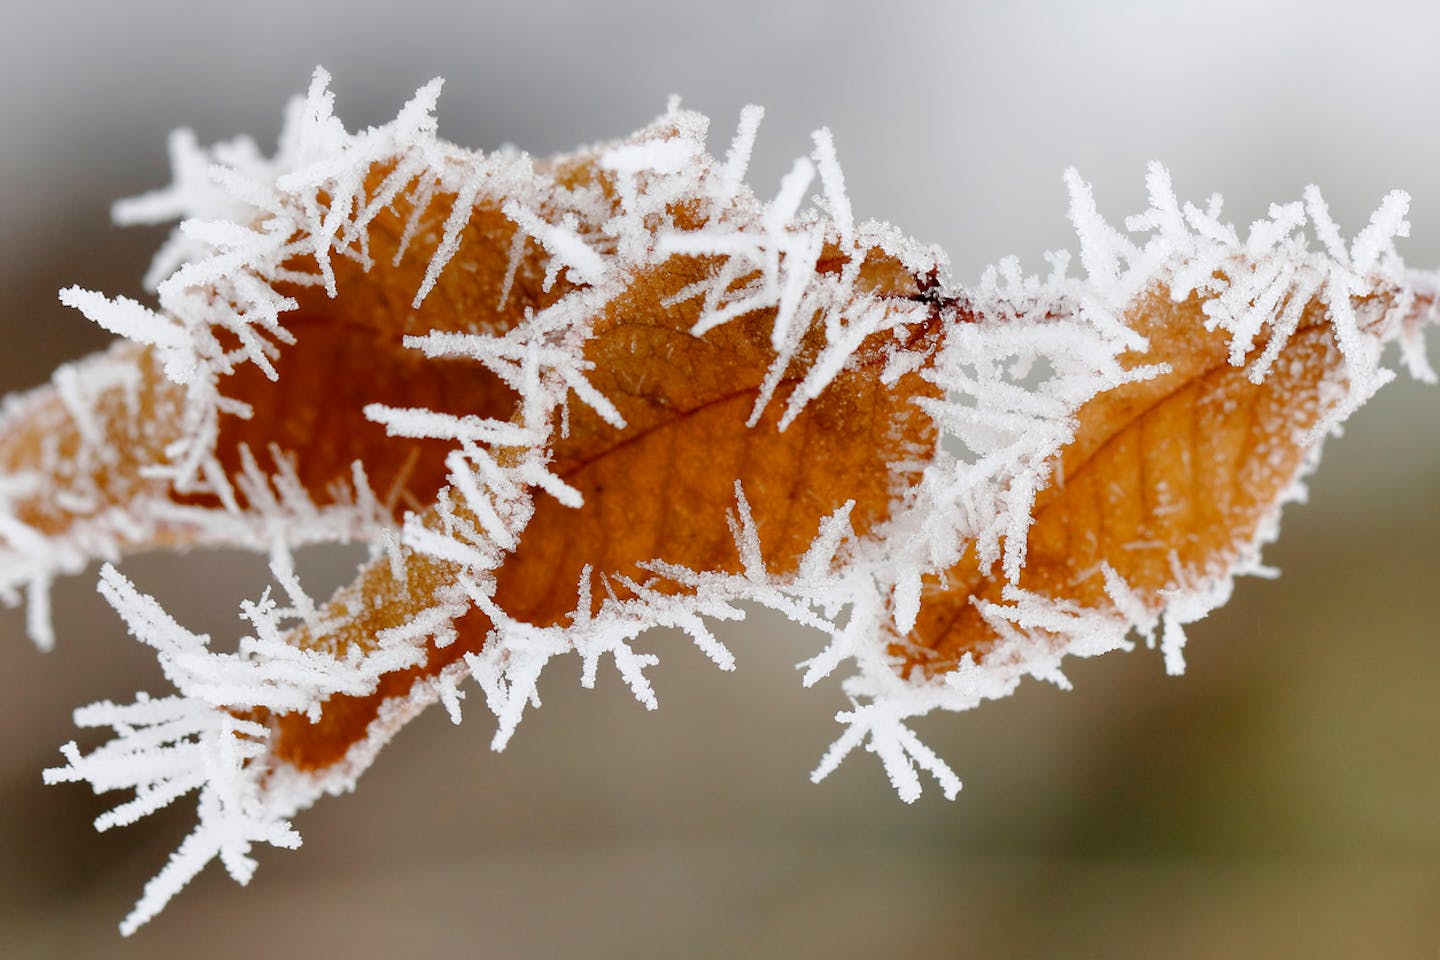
<box><xmin>4</xmin><ymin>68</ymin><xmax>1432</xmax><ymax>933</ymax></box>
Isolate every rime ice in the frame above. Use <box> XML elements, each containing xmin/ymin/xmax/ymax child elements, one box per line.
<box><xmin>4</xmin><ymin>69</ymin><xmax>1435</xmax><ymax>934</ymax></box>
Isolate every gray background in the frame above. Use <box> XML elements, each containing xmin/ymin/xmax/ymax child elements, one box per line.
<box><xmin>1</xmin><ymin>1</ymin><xmax>1438</xmax><ymax>956</ymax></box>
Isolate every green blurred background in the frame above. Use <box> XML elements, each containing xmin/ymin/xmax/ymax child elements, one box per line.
<box><xmin>1</xmin><ymin>1</ymin><xmax>1437</xmax><ymax>956</ymax></box>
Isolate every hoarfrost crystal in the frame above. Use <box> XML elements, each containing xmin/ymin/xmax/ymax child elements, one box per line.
<box><xmin>4</xmin><ymin>68</ymin><xmax>1433</xmax><ymax>934</ymax></box>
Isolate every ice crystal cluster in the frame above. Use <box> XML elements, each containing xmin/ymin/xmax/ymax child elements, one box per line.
<box><xmin>1</xmin><ymin>69</ymin><xmax>1432</xmax><ymax>933</ymax></box>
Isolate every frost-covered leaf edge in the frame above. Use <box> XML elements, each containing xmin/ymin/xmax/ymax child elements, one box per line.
<box><xmin>28</xmin><ymin>68</ymin><xmax>1437</xmax><ymax>933</ymax></box>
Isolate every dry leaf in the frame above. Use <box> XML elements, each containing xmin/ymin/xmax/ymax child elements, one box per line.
<box><xmin>908</xmin><ymin>290</ymin><xmax>1360</xmax><ymax>674</ymax></box>
<box><xmin>4</xmin><ymin>72</ymin><xmax>1434</xmax><ymax>932</ymax></box>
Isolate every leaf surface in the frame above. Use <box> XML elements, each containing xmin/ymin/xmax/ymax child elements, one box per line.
<box><xmin>909</xmin><ymin>291</ymin><xmax>1350</xmax><ymax>671</ymax></box>
<box><xmin>269</xmin><ymin>247</ymin><xmax>944</xmax><ymax>768</ymax></box>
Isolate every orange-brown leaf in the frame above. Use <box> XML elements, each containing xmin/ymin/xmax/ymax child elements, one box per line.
<box><xmin>269</xmin><ymin>247</ymin><xmax>944</xmax><ymax>769</ymax></box>
<box><xmin>908</xmin><ymin>290</ymin><xmax>1351</xmax><ymax>671</ymax></box>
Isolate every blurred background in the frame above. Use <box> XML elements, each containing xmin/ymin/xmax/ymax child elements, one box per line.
<box><xmin>2</xmin><ymin>1</ymin><xmax>1438</xmax><ymax>956</ymax></box>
